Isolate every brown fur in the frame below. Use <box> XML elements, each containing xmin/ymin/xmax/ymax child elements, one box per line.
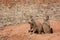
<box><xmin>28</xmin><ymin>15</ymin><xmax>53</xmax><ymax>34</ymax></box>
<box><xmin>28</xmin><ymin>16</ymin><xmax>44</xmax><ymax>34</ymax></box>
<box><xmin>42</xmin><ymin>15</ymin><xmax>53</xmax><ymax>33</ymax></box>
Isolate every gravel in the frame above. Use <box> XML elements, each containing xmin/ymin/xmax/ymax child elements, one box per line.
<box><xmin>0</xmin><ymin>3</ymin><xmax>60</xmax><ymax>27</ymax></box>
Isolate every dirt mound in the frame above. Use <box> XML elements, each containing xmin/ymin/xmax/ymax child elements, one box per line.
<box><xmin>0</xmin><ymin>20</ymin><xmax>60</xmax><ymax>40</ymax></box>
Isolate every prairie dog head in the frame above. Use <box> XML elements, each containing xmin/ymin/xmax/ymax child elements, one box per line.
<box><xmin>44</xmin><ymin>15</ymin><xmax>49</xmax><ymax>21</ymax></box>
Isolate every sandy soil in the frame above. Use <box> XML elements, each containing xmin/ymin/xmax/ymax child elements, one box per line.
<box><xmin>0</xmin><ymin>20</ymin><xmax>60</xmax><ymax>40</ymax></box>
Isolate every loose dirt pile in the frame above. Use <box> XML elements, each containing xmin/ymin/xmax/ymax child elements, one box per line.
<box><xmin>0</xmin><ymin>20</ymin><xmax>60</xmax><ymax>40</ymax></box>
